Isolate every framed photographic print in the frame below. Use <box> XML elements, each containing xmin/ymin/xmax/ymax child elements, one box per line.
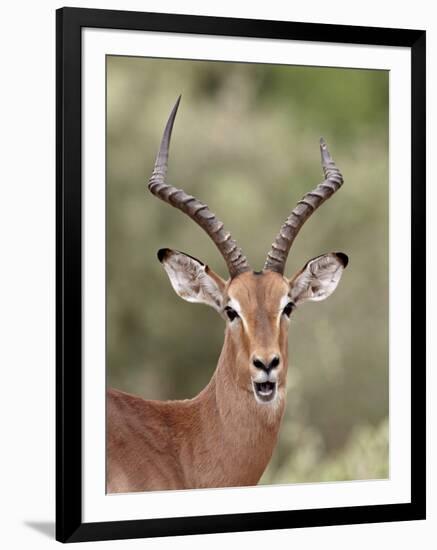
<box><xmin>56</xmin><ymin>7</ymin><xmax>426</xmax><ymax>543</ymax></box>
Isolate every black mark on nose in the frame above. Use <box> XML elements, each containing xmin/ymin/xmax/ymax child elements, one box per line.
<box><xmin>253</xmin><ymin>356</ymin><xmax>280</xmax><ymax>373</ymax></box>
<box><xmin>253</xmin><ymin>358</ymin><xmax>265</xmax><ymax>370</ymax></box>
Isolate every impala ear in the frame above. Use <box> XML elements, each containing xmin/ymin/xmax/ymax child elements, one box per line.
<box><xmin>289</xmin><ymin>252</ymin><xmax>348</xmax><ymax>305</ymax></box>
<box><xmin>157</xmin><ymin>249</ymin><xmax>226</xmax><ymax>312</ymax></box>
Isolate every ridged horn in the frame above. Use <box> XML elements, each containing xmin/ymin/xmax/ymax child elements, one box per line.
<box><xmin>264</xmin><ymin>138</ymin><xmax>344</xmax><ymax>274</ymax></box>
<box><xmin>148</xmin><ymin>97</ymin><xmax>251</xmax><ymax>278</ymax></box>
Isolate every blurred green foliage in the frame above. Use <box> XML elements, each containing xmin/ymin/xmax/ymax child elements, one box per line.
<box><xmin>107</xmin><ymin>56</ymin><xmax>389</xmax><ymax>483</ymax></box>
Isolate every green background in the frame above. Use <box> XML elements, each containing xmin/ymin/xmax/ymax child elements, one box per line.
<box><xmin>106</xmin><ymin>56</ymin><xmax>389</xmax><ymax>484</ymax></box>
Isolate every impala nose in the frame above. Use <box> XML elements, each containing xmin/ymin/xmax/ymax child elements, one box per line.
<box><xmin>252</xmin><ymin>355</ymin><xmax>280</xmax><ymax>373</ymax></box>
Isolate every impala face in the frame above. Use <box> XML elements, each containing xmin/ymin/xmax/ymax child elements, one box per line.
<box><xmin>148</xmin><ymin>97</ymin><xmax>348</xmax><ymax>409</ymax></box>
<box><xmin>225</xmin><ymin>271</ymin><xmax>290</xmax><ymax>405</ymax></box>
<box><xmin>158</xmin><ymin>249</ymin><xmax>348</xmax><ymax>407</ymax></box>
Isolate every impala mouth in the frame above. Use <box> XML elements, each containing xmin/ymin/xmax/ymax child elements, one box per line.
<box><xmin>253</xmin><ymin>381</ymin><xmax>277</xmax><ymax>403</ymax></box>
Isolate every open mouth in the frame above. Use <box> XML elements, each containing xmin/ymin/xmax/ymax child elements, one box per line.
<box><xmin>253</xmin><ymin>381</ymin><xmax>277</xmax><ymax>403</ymax></box>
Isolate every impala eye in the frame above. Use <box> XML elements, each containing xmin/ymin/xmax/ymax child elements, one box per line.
<box><xmin>225</xmin><ymin>306</ymin><xmax>239</xmax><ymax>322</ymax></box>
<box><xmin>283</xmin><ymin>301</ymin><xmax>295</xmax><ymax>317</ymax></box>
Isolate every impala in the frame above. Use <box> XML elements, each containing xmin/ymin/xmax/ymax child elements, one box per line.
<box><xmin>107</xmin><ymin>97</ymin><xmax>348</xmax><ymax>493</ymax></box>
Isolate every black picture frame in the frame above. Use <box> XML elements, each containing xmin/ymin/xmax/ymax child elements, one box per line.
<box><xmin>56</xmin><ymin>6</ymin><xmax>426</xmax><ymax>543</ymax></box>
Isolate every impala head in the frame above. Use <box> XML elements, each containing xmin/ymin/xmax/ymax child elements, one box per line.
<box><xmin>148</xmin><ymin>97</ymin><xmax>348</xmax><ymax>406</ymax></box>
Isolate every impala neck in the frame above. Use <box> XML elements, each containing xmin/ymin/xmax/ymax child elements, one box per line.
<box><xmin>188</xmin><ymin>331</ymin><xmax>286</xmax><ymax>488</ymax></box>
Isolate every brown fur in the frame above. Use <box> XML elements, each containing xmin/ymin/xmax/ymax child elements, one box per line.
<box><xmin>107</xmin><ymin>271</ymin><xmax>290</xmax><ymax>493</ymax></box>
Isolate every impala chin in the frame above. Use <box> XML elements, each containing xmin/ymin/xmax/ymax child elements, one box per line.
<box><xmin>251</xmin><ymin>369</ymin><xmax>280</xmax><ymax>404</ymax></box>
<box><xmin>252</xmin><ymin>380</ymin><xmax>278</xmax><ymax>404</ymax></box>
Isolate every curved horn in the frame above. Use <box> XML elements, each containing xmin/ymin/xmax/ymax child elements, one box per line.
<box><xmin>148</xmin><ymin>97</ymin><xmax>251</xmax><ymax>278</ymax></box>
<box><xmin>264</xmin><ymin>138</ymin><xmax>344</xmax><ymax>274</ymax></box>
